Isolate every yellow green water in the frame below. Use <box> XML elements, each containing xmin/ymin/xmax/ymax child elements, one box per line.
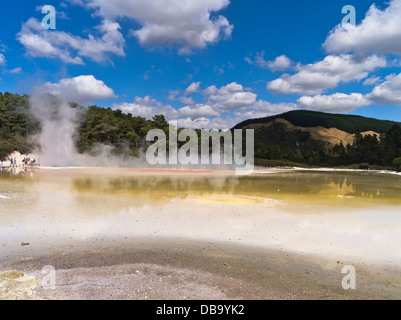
<box><xmin>1</xmin><ymin>168</ymin><xmax>401</xmax><ymax>266</ymax></box>
<box><xmin>76</xmin><ymin>172</ymin><xmax>401</xmax><ymax>206</ymax></box>
<box><xmin>1</xmin><ymin>168</ymin><xmax>401</xmax><ymax>207</ymax></box>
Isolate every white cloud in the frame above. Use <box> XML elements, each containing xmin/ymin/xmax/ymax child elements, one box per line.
<box><xmin>185</xmin><ymin>81</ymin><xmax>201</xmax><ymax>95</ymax></box>
<box><xmin>173</xmin><ymin>117</ymin><xmax>211</xmax><ymax>129</ymax></box>
<box><xmin>363</xmin><ymin>76</ymin><xmax>382</xmax><ymax>86</ymax></box>
<box><xmin>167</xmin><ymin>90</ymin><xmax>179</xmax><ymax>101</ymax></box>
<box><xmin>67</xmin><ymin>0</ymin><xmax>85</xmax><ymax>5</ymax></box>
<box><xmin>167</xmin><ymin>82</ymin><xmax>200</xmax><ymax>106</ymax></box>
<box><xmin>40</xmin><ymin>75</ymin><xmax>117</xmax><ymax>105</ymax></box>
<box><xmin>245</xmin><ymin>51</ymin><xmax>269</xmax><ymax>68</ymax></box>
<box><xmin>193</xmin><ymin>83</ymin><xmax>297</xmax><ymax>128</ymax></box>
<box><xmin>0</xmin><ymin>53</ymin><xmax>6</xmax><ymax>66</ymax></box>
<box><xmin>113</xmin><ymin>81</ymin><xmax>298</xmax><ymax>129</ymax></box>
<box><xmin>133</xmin><ymin>96</ymin><xmax>160</xmax><ymax>107</ymax></box>
<box><xmin>298</xmin><ymin>93</ymin><xmax>371</xmax><ymax>113</ymax></box>
<box><xmin>5</xmin><ymin>67</ymin><xmax>22</xmax><ymax>74</ymax></box>
<box><xmin>178</xmin><ymin>96</ymin><xmax>195</xmax><ymax>105</ymax></box>
<box><xmin>246</xmin><ymin>51</ymin><xmax>292</xmax><ymax>71</ymax></box>
<box><xmin>267</xmin><ymin>55</ymin><xmax>292</xmax><ymax>71</ymax></box>
<box><xmin>201</xmin><ymin>83</ymin><xmax>298</xmax><ymax>126</ymax></box>
<box><xmin>178</xmin><ymin>104</ymin><xmax>220</xmax><ymax>118</ymax></box>
<box><xmin>173</xmin><ymin>115</ymin><xmax>246</xmax><ymax>130</ymax></box>
<box><xmin>17</xmin><ymin>18</ymin><xmax>125</xmax><ymax>64</ymax></box>
<box><xmin>214</xmin><ymin>61</ymin><xmax>234</xmax><ymax>74</ymax></box>
<box><xmin>251</xmin><ymin>100</ymin><xmax>298</xmax><ymax>114</ymax></box>
<box><xmin>206</xmin><ymin>82</ymin><xmax>257</xmax><ymax>111</ymax></box>
<box><xmin>85</xmin><ymin>0</ymin><xmax>233</xmax><ymax>53</ymax></box>
<box><xmin>113</xmin><ymin>96</ymin><xmax>178</xmax><ymax>119</ymax></box>
<box><xmin>267</xmin><ymin>54</ymin><xmax>386</xmax><ymax>95</ymax></box>
<box><xmin>367</xmin><ymin>73</ymin><xmax>401</xmax><ymax>105</ymax></box>
<box><xmin>324</xmin><ymin>0</ymin><xmax>401</xmax><ymax>56</ymax></box>
<box><xmin>113</xmin><ymin>98</ymin><xmax>220</xmax><ymax>120</ymax></box>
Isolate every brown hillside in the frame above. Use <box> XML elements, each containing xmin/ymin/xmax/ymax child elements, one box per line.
<box><xmin>242</xmin><ymin>118</ymin><xmax>380</xmax><ymax>147</ymax></box>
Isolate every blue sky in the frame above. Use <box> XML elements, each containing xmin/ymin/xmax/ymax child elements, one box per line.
<box><xmin>1</xmin><ymin>0</ymin><xmax>401</xmax><ymax>128</ymax></box>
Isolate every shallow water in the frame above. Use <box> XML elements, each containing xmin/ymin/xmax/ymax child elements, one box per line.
<box><xmin>1</xmin><ymin>167</ymin><xmax>401</xmax><ymax>266</ymax></box>
<box><xmin>4</xmin><ymin>167</ymin><xmax>400</xmax><ymax>204</ymax></box>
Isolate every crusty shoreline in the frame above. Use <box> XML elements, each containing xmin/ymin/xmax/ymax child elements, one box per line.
<box><xmin>1</xmin><ymin>238</ymin><xmax>400</xmax><ymax>300</ymax></box>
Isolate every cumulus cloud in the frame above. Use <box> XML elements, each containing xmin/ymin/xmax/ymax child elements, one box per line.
<box><xmin>178</xmin><ymin>104</ymin><xmax>221</xmax><ymax>118</ymax></box>
<box><xmin>113</xmin><ymin>96</ymin><xmax>178</xmax><ymax>119</ymax></box>
<box><xmin>40</xmin><ymin>75</ymin><xmax>117</xmax><ymax>105</ymax></box>
<box><xmin>246</xmin><ymin>51</ymin><xmax>292</xmax><ymax>71</ymax></box>
<box><xmin>178</xmin><ymin>96</ymin><xmax>195</xmax><ymax>106</ymax></box>
<box><xmin>167</xmin><ymin>82</ymin><xmax>201</xmax><ymax>106</ymax></box>
<box><xmin>17</xmin><ymin>18</ymin><xmax>125</xmax><ymax>64</ymax></box>
<box><xmin>205</xmin><ymin>82</ymin><xmax>257</xmax><ymax>111</ymax></box>
<box><xmin>251</xmin><ymin>100</ymin><xmax>298</xmax><ymax>114</ymax></box>
<box><xmin>84</xmin><ymin>0</ymin><xmax>233</xmax><ymax>53</ymax></box>
<box><xmin>367</xmin><ymin>73</ymin><xmax>401</xmax><ymax>105</ymax></box>
<box><xmin>173</xmin><ymin>117</ymin><xmax>212</xmax><ymax>129</ymax></box>
<box><xmin>175</xmin><ymin>116</ymin><xmax>244</xmax><ymax>130</ymax></box>
<box><xmin>297</xmin><ymin>93</ymin><xmax>371</xmax><ymax>113</ymax></box>
<box><xmin>113</xmin><ymin>82</ymin><xmax>298</xmax><ymax>129</ymax></box>
<box><xmin>324</xmin><ymin>0</ymin><xmax>401</xmax><ymax>56</ymax></box>
<box><xmin>267</xmin><ymin>54</ymin><xmax>386</xmax><ymax>95</ymax></box>
<box><xmin>267</xmin><ymin>55</ymin><xmax>292</xmax><ymax>71</ymax></box>
<box><xmin>113</xmin><ymin>98</ymin><xmax>220</xmax><ymax>120</ymax></box>
<box><xmin>202</xmin><ymin>83</ymin><xmax>298</xmax><ymax>126</ymax></box>
<box><xmin>173</xmin><ymin>102</ymin><xmax>298</xmax><ymax>130</ymax></box>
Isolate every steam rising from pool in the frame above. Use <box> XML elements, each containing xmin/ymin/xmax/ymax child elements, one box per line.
<box><xmin>28</xmin><ymin>93</ymin><xmax>148</xmax><ymax>167</ymax></box>
<box><xmin>29</xmin><ymin>93</ymin><xmax>80</xmax><ymax>167</ymax></box>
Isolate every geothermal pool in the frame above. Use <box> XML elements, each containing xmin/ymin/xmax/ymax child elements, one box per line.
<box><xmin>1</xmin><ymin>167</ymin><xmax>401</xmax><ymax>264</ymax></box>
<box><xmin>1</xmin><ymin>167</ymin><xmax>401</xmax><ymax>299</ymax></box>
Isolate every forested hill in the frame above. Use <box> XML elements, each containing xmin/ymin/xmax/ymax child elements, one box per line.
<box><xmin>233</xmin><ymin>110</ymin><xmax>401</xmax><ymax>134</ymax></box>
<box><xmin>232</xmin><ymin>109</ymin><xmax>401</xmax><ymax>170</ymax></box>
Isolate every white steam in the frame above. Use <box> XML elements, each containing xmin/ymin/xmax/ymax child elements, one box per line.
<box><xmin>28</xmin><ymin>93</ymin><xmax>147</xmax><ymax>167</ymax></box>
<box><xmin>29</xmin><ymin>93</ymin><xmax>81</xmax><ymax>167</ymax></box>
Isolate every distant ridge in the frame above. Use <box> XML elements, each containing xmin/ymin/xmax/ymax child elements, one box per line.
<box><xmin>233</xmin><ymin>110</ymin><xmax>401</xmax><ymax>134</ymax></box>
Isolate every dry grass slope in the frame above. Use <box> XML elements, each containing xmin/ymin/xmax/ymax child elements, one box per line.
<box><xmin>243</xmin><ymin>118</ymin><xmax>380</xmax><ymax>147</ymax></box>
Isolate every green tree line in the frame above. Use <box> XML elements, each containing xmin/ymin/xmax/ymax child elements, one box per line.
<box><xmin>0</xmin><ymin>92</ymin><xmax>39</xmax><ymax>159</ymax></box>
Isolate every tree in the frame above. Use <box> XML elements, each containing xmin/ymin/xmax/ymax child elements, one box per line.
<box><xmin>152</xmin><ymin>115</ymin><xmax>169</xmax><ymax>130</ymax></box>
<box><xmin>384</xmin><ymin>125</ymin><xmax>401</xmax><ymax>160</ymax></box>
